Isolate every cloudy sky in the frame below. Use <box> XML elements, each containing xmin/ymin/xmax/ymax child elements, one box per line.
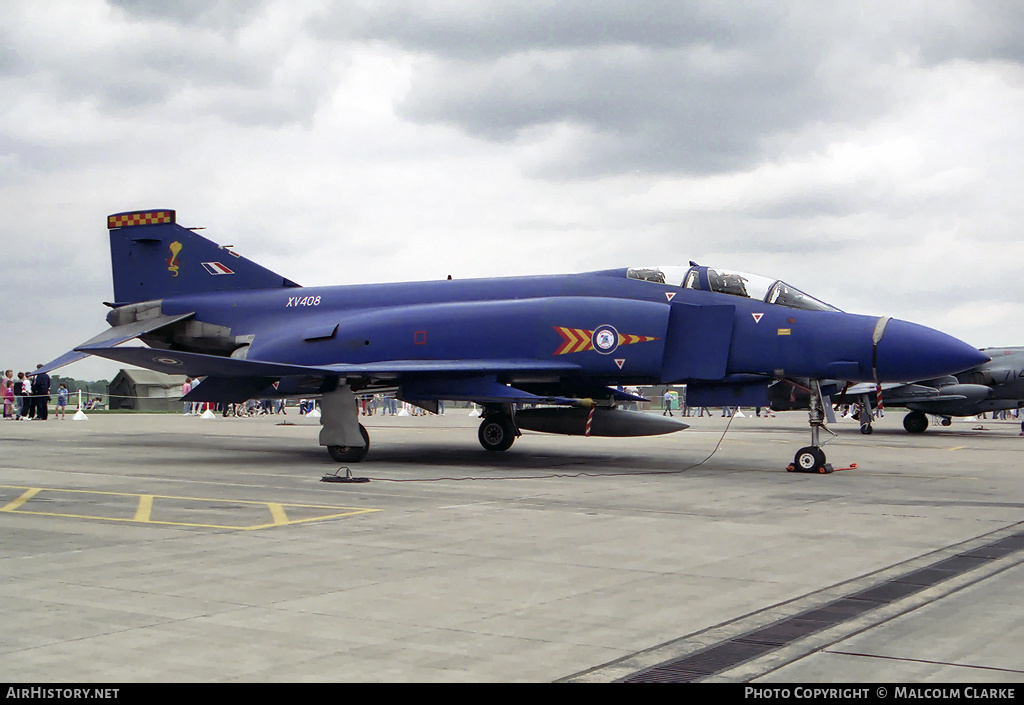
<box><xmin>3</xmin><ymin>1</ymin><xmax>1023</xmax><ymax>380</ymax></box>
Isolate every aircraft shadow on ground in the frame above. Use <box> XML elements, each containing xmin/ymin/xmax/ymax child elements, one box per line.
<box><xmin>299</xmin><ymin>444</ymin><xmax>737</xmax><ymax>474</ymax></box>
<box><xmin>831</xmin><ymin>425</ymin><xmax>1020</xmax><ymax>439</ymax></box>
<box><xmin>89</xmin><ymin>432</ymin><xmax>740</xmax><ymax>474</ymax></box>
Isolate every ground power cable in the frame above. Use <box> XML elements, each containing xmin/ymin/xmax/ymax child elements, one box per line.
<box><xmin>322</xmin><ymin>413</ymin><xmax>738</xmax><ymax>484</ymax></box>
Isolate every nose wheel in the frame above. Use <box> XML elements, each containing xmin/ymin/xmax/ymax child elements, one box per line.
<box><xmin>792</xmin><ymin>446</ymin><xmax>829</xmax><ymax>473</ymax></box>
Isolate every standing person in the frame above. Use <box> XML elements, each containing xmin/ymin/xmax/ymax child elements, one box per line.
<box><xmin>19</xmin><ymin>373</ymin><xmax>33</xmax><ymax>420</ymax></box>
<box><xmin>13</xmin><ymin>372</ymin><xmax>25</xmax><ymax>420</ymax></box>
<box><xmin>55</xmin><ymin>383</ymin><xmax>69</xmax><ymax>420</ymax></box>
<box><xmin>2</xmin><ymin>380</ymin><xmax>13</xmax><ymax>419</ymax></box>
<box><xmin>32</xmin><ymin>365</ymin><xmax>50</xmax><ymax>420</ymax></box>
<box><xmin>182</xmin><ymin>377</ymin><xmax>192</xmax><ymax>415</ymax></box>
<box><xmin>663</xmin><ymin>389</ymin><xmax>674</xmax><ymax>417</ymax></box>
<box><xmin>190</xmin><ymin>377</ymin><xmax>202</xmax><ymax>414</ymax></box>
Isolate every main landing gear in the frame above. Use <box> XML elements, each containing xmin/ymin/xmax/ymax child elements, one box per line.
<box><xmin>903</xmin><ymin>410</ymin><xmax>929</xmax><ymax>434</ymax></box>
<box><xmin>320</xmin><ymin>385</ymin><xmax>371</xmax><ymax>462</ymax></box>
<box><xmin>477</xmin><ymin>407</ymin><xmax>519</xmax><ymax>452</ymax></box>
<box><xmin>327</xmin><ymin>424</ymin><xmax>370</xmax><ymax>462</ymax></box>
<box><xmin>857</xmin><ymin>394</ymin><xmax>874</xmax><ymax>435</ymax></box>
<box><xmin>790</xmin><ymin>379</ymin><xmax>836</xmax><ymax>474</ymax></box>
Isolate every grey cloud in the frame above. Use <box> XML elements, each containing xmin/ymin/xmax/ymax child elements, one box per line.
<box><xmin>1</xmin><ymin>36</ymin><xmax>329</xmax><ymax>133</ymax></box>
<box><xmin>106</xmin><ymin>0</ymin><xmax>270</xmax><ymax>32</ymax></box>
<box><xmin>313</xmin><ymin>1</ymin><xmax>792</xmax><ymax>60</ymax></box>
<box><xmin>319</xmin><ymin>2</ymin><xmax>1024</xmax><ymax>177</ymax></box>
<box><xmin>396</xmin><ymin>44</ymin><xmax>856</xmax><ymax>177</ymax></box>
<box><xmin>910</xmin><ymin>1</ymin><xmax>1024</xmax><ymax>64</ymax></box>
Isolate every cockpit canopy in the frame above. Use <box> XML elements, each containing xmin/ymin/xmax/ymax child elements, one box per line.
<box><xmin>626</xmin><ymin>265</ymin><xmax>840</xmax><ymax>313</ymax></box>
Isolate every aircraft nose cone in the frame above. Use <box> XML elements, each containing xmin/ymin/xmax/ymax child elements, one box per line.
<box><xmin>874</xmin><ymin>319</ymin><xmax>989</xmax><ymax>382</ymax></box>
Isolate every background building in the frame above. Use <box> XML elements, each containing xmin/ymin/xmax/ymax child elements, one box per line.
<box><xmin>107</xmin><ymin>369</ymin><xmax>187</xmax><ymax>412</ymax></box>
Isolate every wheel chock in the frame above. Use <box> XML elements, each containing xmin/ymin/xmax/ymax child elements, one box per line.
<box><xmin>321</xmin><ymin>467</ymin><xmax>370</xmax><ymax>483</ymax></box>
<box><xmin>786</xmin><ymin>462</ymin><xmax>836</xmax><ymax>474</ymax></box>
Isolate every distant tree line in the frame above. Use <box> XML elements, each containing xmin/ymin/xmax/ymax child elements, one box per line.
<box><xmin>50</xmin><ymin>376</ymin><xmax>109</xmax><ymax>397</ymax></box>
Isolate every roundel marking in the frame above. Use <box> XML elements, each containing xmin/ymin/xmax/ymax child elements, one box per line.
<box><xmin>591</xmin><ymin>324</ymin><xmax>620</xmax><ymax>355</ymax></box>
<box><xmin>154</xmin><ymin>357</ymin><xmax>182</xmax><ymax>366</ymax></box>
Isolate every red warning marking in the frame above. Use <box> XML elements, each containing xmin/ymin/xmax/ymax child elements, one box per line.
<box><xmin>614</xmin><ymin>359</ymin><xmax>625</xmax><ymax>369</ymax></box>
<box><xmin>665</xmin><ymin>292</ymin><xmax>676</xmax><ymax>302</ymax></box>
<box><xmin>752</xmin><ymin>313</ymin><xmax>764</xmax><ymax>323</ymax></box>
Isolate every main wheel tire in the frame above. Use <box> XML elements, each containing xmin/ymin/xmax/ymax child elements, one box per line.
<box><xmin>903</xmin><ymin>411</ymin><xmax>928</xmax><ymax>434</ymax></box>
<box><xmin>478</xmin><ymin>414</ymin><xmax>516</xmax><ymax>452</ymax></box>
<box><xmin>794</xmin><ymin>446</ymin><xmax>827</xmax><ymax>473</ymax></box>
<box><xmin>327</xmin><ymin>424</ymin><xmax>370</xmax><ymax>462</ymax></box>
<box><xmin>940</xmin><ymin>417</ymin><xmax>952</xmax><ymax>427</ymax></box>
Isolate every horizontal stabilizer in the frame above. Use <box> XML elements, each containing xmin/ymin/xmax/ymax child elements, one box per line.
<box><xmin>75</xmin><ymin>345</ymin><xmax>333</xmax><ymax>379</ymax></box>
<box><xmin>35</xmin><ymin>311</ymin><xmax>196</xmax><ymax>375</ymax></box>
<box><xmin>33</xmin><ymin>350</ymin><xmax>91</xmax><ymax>377</ymax></box>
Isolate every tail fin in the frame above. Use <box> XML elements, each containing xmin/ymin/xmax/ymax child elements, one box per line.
<box><xmin>108</xmin><ymin>209</ymin><xmax>299</xmax><ymax>305</ymax></box>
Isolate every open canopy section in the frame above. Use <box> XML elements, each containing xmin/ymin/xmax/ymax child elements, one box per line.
<box><xmin>626</xmin><ymin>264</ymin><xmax>840</xmax><ymax>313</ymax></box>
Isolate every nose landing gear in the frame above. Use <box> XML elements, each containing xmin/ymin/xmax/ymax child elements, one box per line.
<box><xmin>789</xmin><ymin>379</ymin><xmax>836</xmax><ymax>474</ymax></box>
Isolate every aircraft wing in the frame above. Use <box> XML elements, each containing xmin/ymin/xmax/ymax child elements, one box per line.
<box><xmin>845</xmin><ymin>382</ymin><xmax>936</xmax><ymax>401</ymax></box>
<box><xmin>80</xmin><ymin>344</ymin><xmax>587</xmax><ymax>405</ymax></box>
<box><xmin>843</xmin><ymin>382</ymin><xmax>972</xmax><ymax>404</ymax></box>
<box><xmin>77</xmin><ymin>344</ymin><xmax>581</xmax><ymax>379</ymax></box>
<box><xmin>321</xmin><ymin>359</ymin><xmax>583</xmax><ymax>378</ymax></box>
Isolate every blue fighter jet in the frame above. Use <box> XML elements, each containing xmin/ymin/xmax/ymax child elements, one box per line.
<box><xmin>38</xmin><ymin>209</ymin><xmax>989</xmax><ymax>472</ymax></box>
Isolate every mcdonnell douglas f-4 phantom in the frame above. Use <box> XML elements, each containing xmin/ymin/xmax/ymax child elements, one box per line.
<box><xmin>39</xmin><ymin>209</ymin><xmax>989</xmax><ymax>472</ymax></box>
<box><xmin>814</xmin><ymin>347</ymin><xmax>1024</xmax><ymax>434</ymax></box>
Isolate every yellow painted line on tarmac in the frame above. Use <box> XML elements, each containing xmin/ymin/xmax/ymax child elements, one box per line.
<box><xmin>1</xmin><ymin>487</ymin><xmax>41</xmax><ymax>512</ymax></box>
<box><xmin>267</xmin><ymin>502</ymin><xmax>289</xmax><ymax>526</ymax></box>
<box><xmin>948</xmin><ymin>446</ymin><xmax>967</xmax><ymax>451</ymax></box>
<box><xmin>134</xmin><ymin>495</ymin><xmax>154</xmax><ymax>522</ymax></box>
<box><xmin>0</xmin><ymin>485</ymin><xmax>379</xmax><ymax>530</ymax></box>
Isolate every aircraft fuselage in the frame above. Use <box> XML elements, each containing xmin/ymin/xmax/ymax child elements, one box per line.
<box><xmin>142</xmin><ymin>269</ymin><xmax>975</xmax><ymax>390</ymax></box>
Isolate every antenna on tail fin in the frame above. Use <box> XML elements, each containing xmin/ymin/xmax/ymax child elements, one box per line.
<box><xmin>107</xmin><ymin>209</ymin><xmax>299</xmax><ymax>305</ymax></box>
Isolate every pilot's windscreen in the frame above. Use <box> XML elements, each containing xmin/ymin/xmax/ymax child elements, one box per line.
<box><xmin>767</xmin><ymin>281</ymin><xmax>840</xmax><ymax>312</ymax></box>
